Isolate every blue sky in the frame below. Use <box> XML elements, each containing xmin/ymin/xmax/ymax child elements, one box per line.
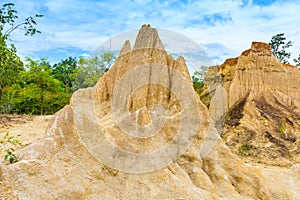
<box><xmin>5</xmin><ymin>0</ymin><xmax>300</xmax><ymax>65</ymax></box>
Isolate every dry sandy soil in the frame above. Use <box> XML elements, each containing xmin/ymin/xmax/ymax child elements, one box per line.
<box><xmin>0</xmin><ymin>115</ymin><xmax>52</xmax><ymax>157</ymax></box>
<box><xmin>0</xmin><ymin>115</ymin><xmax>52</xmax><ymax>199</ymax></box>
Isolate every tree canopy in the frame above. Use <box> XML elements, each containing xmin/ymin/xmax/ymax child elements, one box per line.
<box><xmin>0</xmin><ymin>33</ymin><xmax>23</xmax><ymax>103</ymax></box>
<box><xmin>0</xmin><ymin>3</ymin><xmax>43</xmax><ymax>37</ymax></box>
<box><xmin>293</xmin><ymin>54</ymin><xmax>300</xmax><ymax>67</ymax></box>
<box><xmin>76</xmin><ymin>52</ymin><xmax>115</xmax><ymax>88</ymax></box>
<box><xmin>269</xmin><ymin>33</ymin><xmax>293</xmax><ymax>64</ymax></box>
<box><xmin>0</xmin><ymin>2</ymin><xmax>42</xmax><ymax>107</ymax></box>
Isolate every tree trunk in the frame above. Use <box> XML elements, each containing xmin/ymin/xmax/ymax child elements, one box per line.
<box><xmin>0</xmin><ymin>88</ymin><xmax>3</xmax><ymax>110</ymax></box>
<box><xmin>40</xmin><ymin>89</ymin><xmax>44</xmax><ymax>115</ymax></box>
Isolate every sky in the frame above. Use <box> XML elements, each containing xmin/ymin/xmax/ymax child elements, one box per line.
<box><xmin>5</xmin><ymin>0</ymin><xmax>300</xmax><ymax>66</ymax></box>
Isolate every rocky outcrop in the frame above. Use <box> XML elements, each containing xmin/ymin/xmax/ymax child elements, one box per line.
<box><xmin>119</xmin><ymin>40</ymin><xmax>132</xmax><ymax>55</ymax></box>
<box><xmin>1</xmin><ymin>26</ymin><xmax>300</xmax><ymax>200</ymax></box>
<box><xmin>219</xmin><ymin>42</ymin><xmax>300</xmax><ymax>111</ymax></box>
<box><xmin>206</xmin><ymin>41</ymin><xmax>300</xmax><ymax>167</ymax></box>
<box><xmin>133</xmin><ymin>24</ymin><xmax>164</xmax><ymax>50</ymax></box>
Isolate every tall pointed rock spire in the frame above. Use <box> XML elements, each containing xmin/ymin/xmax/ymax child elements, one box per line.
<box><xmin>133</xmin><ymin>24</ymin><xmax>164</xmax><ymax>50</ymax></box>
<box><xmin>119</xmin><ymin>40</ymin><xmax>132</xmax><ymax>55</ymax></box>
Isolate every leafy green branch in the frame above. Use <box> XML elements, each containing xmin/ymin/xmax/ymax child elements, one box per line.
<box><xmin>0</xmin><ymin>3</ymin><xmax>43</xmax><ymax>37</ymax></box>
<box><xmin>0</xmin><ymin>132</ymin><xmax>23</xmax><ymax>164</ymax></box>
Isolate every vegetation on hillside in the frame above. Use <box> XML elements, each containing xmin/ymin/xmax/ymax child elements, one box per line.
<box><xmin>269</xmin><ymin>33</ymin><xmax>300</xmax><ymax>66</ymax></box>
<box><xmin>0</xmin><ymin>3</ymin><xmax>115</xmax><ymax>115</ymax></box>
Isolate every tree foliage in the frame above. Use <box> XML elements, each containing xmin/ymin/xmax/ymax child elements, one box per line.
<box><xmin>76</xmin><ymin>52</ymin><xmax>115</xmax><ymax>88</ymax></box>
<box><xmin>3</xmin><ymin>58</ymin><xmax>69</xmax><ymax>115</ymax></box>
<box><xmin>192</xmin><ymin>66</ymin><xmax>208</xmax><ymax>93</ymax></box>
<box><xmin>0</xmin><ymin>3</ymin><xmax>43</xmax><ymax>37</ymax></box>
<box><xmin>0</xmin><ymin>33</ymin><xmax>23</xmax><ymax>103</ymax></box>
<box><xmin>269</xmin><ymin>33</ymin><xmax>292</xmax><ymax>64</ymax></box>
<box><xmin>1</xmin><ymin>52</ymin><xmax>116</xmax><ymax>114</ymax></box>
<box><xmin>0</xmin><ymin>2</ymin><xmax>42</xmax><ymax>112</ymax></box>
<box><xmin>52</xmin><ymin>57</ymin><xmax>78</xmax><ymax>93</ymax></box>
<box><xmin>0</xmin><ymin>3</ymin><xmax>118</xmax><ymax>115</ymax></box>
<box><xmin>23</xmin><ymin>58</ymin><xmax>65</xmax><ymax>114</ymax></box>
<box><xmin>293</xmin><ymin>54</ymin><xmax>300</xmax><ymax>67</ymax></box>
<box><xmin>192</xmin><ymin>66</ymin><xmax>211</xmax><ymax>107</ymax></box>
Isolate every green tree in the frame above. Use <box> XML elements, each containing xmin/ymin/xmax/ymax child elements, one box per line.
<box><xmin>0</xmin><ymin>83</ymin><xmax>19</xmax><ymax>113</ymax></box>
<box><xmin>0</xmin><ymin>3</ymin><xmax>43</xmax><ymax>37</ymax></box>
<box><xmin>23</xmin><ymin>58</ymin><xmax>62</xmax><ymax>115</ymax></box>
<box><xmin>293</xmin><ymin>54</ymin><xmax>300</xmax><ymax>67</ymax></box>
<box><xmin>52</xmin><ymin>57</ymin><xmax>78</xmax><ymax>93</ymax></box>
<box><xmin>76</xmin><ymin>52</ymin><xmax>115</xmax><ymax>88</ymax></box>
<box><xmin>269</xmin><ymin>33</ymin><xmax>292</xmax><ymax>64</ymax></box>
<box><xmin>192</xmin><ymin>66</ymin><xmax>212</xmax><ymax>107</ymax></box>
<box><xmin>100</xmin><ymin>51</ymin><xmax>115</xmax><ymax>69</ymax></box>
<box><xmin>3</xmin><ymin>58</ymin><xmax>71</xmax><ymax>114</ymax></box>
<box><xmin>0</xmin><ymin>2</ymin><xmax>42</xmax><ymax>111</ymax></box>
<box><xmin>192</xmin><ymin>66</ymin><xmax>208</xmax><ymax>94</ymax></box>
<box><xmin>0</xmin><ymin>33</ymin><xmax>23</xmax><ymax>105</ymax></box>
<box><xmin>2</xmin><ymin>56</ymin><xmax>78</xmax><ymax>114</ymax></box>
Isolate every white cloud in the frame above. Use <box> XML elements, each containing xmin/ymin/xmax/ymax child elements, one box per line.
<box><xmin>8</xmin><ymin>0</ymin><xmax>300</xmax><ymax>65</ymax></box>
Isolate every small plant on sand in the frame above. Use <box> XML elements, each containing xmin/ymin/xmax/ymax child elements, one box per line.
<box><xmin>0</xmin><ymin>132</ymin><xmax>23</xmax><ymax>164</ymax></box>
<box><xmin>239</xmin><ymin>144</ymin><xmax>249</xmax><ymax>152</ymax></box>
<box><xmin>288</xmin><ymin>153</ymin><xmax>294</xmax><ymax>158</ymax></box>
<box><xmin>238</xmin><ymin>144</ymin><xmax>256</xmax><ymax>156</ymax></box>
<box><xmin>225</xmin><ymin>112</ymin><xmax>231</xmax><ymax>120</ymax></box>
<box><xmin>279</xmin><ymin>124</ymin><xmax>286</xmax><ymax>134</ymax></box>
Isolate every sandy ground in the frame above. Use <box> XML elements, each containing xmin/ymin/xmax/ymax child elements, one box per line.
<box><xmin>0</xmin><ymin>115</ymin><xmax>52</xmax><ymax>154</ymax></box>
<box><xmin>0</xmin><ymin>115</ymin><xmax>53</xmax><ymax>199</ymax></box>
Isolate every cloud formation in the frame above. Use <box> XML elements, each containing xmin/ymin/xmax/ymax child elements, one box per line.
<box><xmin>7</xmin><ymin>0</ymin><xmax>300</xmax><ymax>65</ymax></box>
